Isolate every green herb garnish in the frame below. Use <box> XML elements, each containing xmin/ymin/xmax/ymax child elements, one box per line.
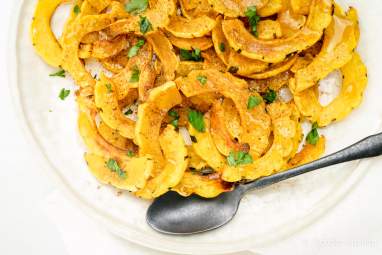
<box><xmin>219</xmin><ymin>42</ymin><xmax>226</xmax><ymax>52</ymax></box>
<box><xmin>127</xmin><ymin>39</ymin><xmax>145</xmax><ymax>58</ymax></box>
<box><xmin>139</xmin><ymin>16</ymin><xmax>152</xmax><ymax>34</ymax></box>
<box><xmin>106</xmin><ymin>159</ymin><xmax>126</xmax><ymax>179</ymax></box>
<box><xmin>306</xmin><ymin>122</ymin><xmax>319</xmax><ymax>145</ymax></box>
<box><xmin>168</xmin><ymin>109</ymin><xmax>180</xmax><ymax>128</ymax></box>
<box><xmin>179</xmin><ymin>48</ymin><xmax>203</xmax><ymax>62</ymax></box>
<box><xmin>245</xmin><ymin>6</ymin><xmax>260</xmax><ymax>37</ymax></box>
<box><xmin>125</xmin><ymin>0</ymin><xmax>148</xmax><ymax>14</ymax></box>
<box><xmin>73</xmin><ymin>5</ymin><xmax>81</xmax><ymax>15</ymax></box>
<box><xmin>129</xmin><ymin>67</ymin><xmax>140</xmax><ymax>82</ymax></box>
<box><xmin>188</xmin><ymin>109</ymin><xmax>205</xmax><ymax>132</ymax></box>
<box><xmin>263</xmin><ymin>89</ymin><xmax>277</xmax><ymax>104</ymax></box>
<box><xmin>247</xmin><ymin>95</ymin><xmax>262</xmax><ymax>110</ymax></box>
<box><xmin>105</xmin><ymin>83</ymin><xmax>113</xmax><ymax>93</ymax></box>
<box><xmin>170</xmin><ymin>119</ymin><xmax>179</xmax><ymax>128</ymax></box>
<box><xmin>49</xmin><ymin>69</ymin><xmax>66</xmax><ymax>78</ymax></box>
<box><xmin>227</xmin><ymin>151</ymin><xmax>253</xmax><ymax>167</ymax></box>
<box><xmin>59</xmin><ymin>88</ymin><xmax>70</xmax><ymax>100</ymax></box>
<box><xmin>196</xmin><ymin>75</ymin><xmax>207</xmax><ymax>85</ymax></box>
<box><xmin>124</xmin><ymin>109</ymin><xmax>133</xmax><ymax>115</ymax></box>
<box><xmin>127</xmin><ymin>150</ymin><xmax>135</xmax><ymax>157</ymax></box>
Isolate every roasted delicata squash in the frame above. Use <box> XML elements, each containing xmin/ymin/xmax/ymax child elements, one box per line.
<box><xmin>136</xmin><ymin>125</ymin><xmax>188</xmax><ymax>199</ymax></box>
<box><xmin>222</xmin><ymin>102</ymin><xmax>300</xmax><ymax>182</ymax></box>
<box><xmin>166</xmin><ymin>15</ymin><xmax>217</xmax><ymax>38</ymax></box>
<box><xmin>291</xmin><ymin>6</ymin><xmax>359</xmax><ymax>93</ymax></box>
<box><xmin>177</xmin><ymin>70</ymin><xmax>271</xmax><ymax>158</ymax></box>
<box><xmin>208</xmin><ymin>0</ymin><xmax>269</xmax><ymax>17</ymax></box>
<box><xmin>31</xmin><ymin>0</ymin><xmax>368</xmax><ymax>199</ymax></box>
<box><xmin>222</xmin><ymin>0</ymin><xmax>333</xmax><ymax>63</ymax></box>
<box><xmin>292</xmin><ymin>53</ymin><xmax>367</xmax><ymax>127</ymax></box>
<box><xmin>30</xmin><ymin>0</ymin><xmax>63</xmax><ymax>67</ymax></box>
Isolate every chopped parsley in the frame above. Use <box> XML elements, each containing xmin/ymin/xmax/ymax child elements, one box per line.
<box><xmin>73</xmin><ymin>4</ymin><xmax>81</xmax><ymax>15</ymax></box>
<box><xmin>127</xmin><ymin>150</ymin><xmax>135</xmax><ymax>157</ymax></box>
<box><xmin>128</xmin><ymin>39</ymin><xmax>145</xmax><ymax>58</ymax></box>
<box><xmin>263</xmin><ymin>89</ymin><xmax>277</xmax><ymax>104</ymax></box>
<box><xmin>125</xmin><ymin>0</ymin><xmax>148</xmax><ymax>14</ymax></box>
<box><xmin>139</xmin><ymin>16</ymin><xmax>152</xmax><ymax>34</ymax></box>
<box><xmin>129</xmin><ymin>67</ymin><xmax>140</xmax><ymax>82</ymax></box>
<box><xmin>219</xmin><ymin>42</ymin><xmax>226</xmax><ymax>52</ymax></box>
<box><xmin>106</xmin><ymin>159</ymin><xmax>126</xmax><ymax>179</ymax></box>
<box><xmin>245</xmin><ymin>6</ymin><xmax>260</xmax><ymax>37</ymax></box>
<box><xmin>168</xmin><ymin>109</ymin><xmax>180</xmax><ymax>128</ymax></box>
<box><xmin>227</xmin><ymin>151</ymin><xmax>253</xmax><ymax>167</ymax></box>
<box><xmin>179</xmin><ymin>48</ymin><xmax>203</xmax><ymax>62</ymax></box>
<box><xmin>196</xmin><ymin>75</ymin><xmax>207</xmax><ymax>85</ymax></box>
<box><xmin>306</xmin><ymin>122</ymin><xmax>319</xmax><ymax>145</ymax></box>
<box><xmin>105</xmin><ymin>83</ymin><xmax>113</xmax><ymax>93</ymax></box>
<box><xmin>247</xmin><ymin>95</ymin><xmax>262</xmax><ymax>110</ymax></box>
<box><xmin>124</xmin><ymin>108</ymin><xmax>133</xmax><ymax>115</ymax></box>
<box><xmin>59</xmin><ymin>88</ymin><xmax>70</xmax><ymax>100</ymax></box>
<box><xmin>49</xmin><ymin>69</ymin><xmax>66</xmax><ymax>78</ymax></box>
<box><xmin>170</xmin><ymin>119</ymin><xmax>179</xmax><ymax>128</ymax></box>
<box><xmin>188</xmin><ymin>109</ymin><xmax>205</xmax><ymax>132</ymax></box>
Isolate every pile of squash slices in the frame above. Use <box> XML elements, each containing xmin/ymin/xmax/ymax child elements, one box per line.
<box><xmin>31</xmin><ymin>0</ymin><xmax>367</xmax><ymax>199</ymax></box>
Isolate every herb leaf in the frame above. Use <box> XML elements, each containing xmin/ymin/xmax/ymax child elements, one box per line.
<box><xmin>125</xmin><ymin>0</ymin><xmax>148</xmax><ymax>14</ymax></box>
<box><xmin>128</xmin><ymin>39</ymin><xmax>145</xmax><ymax>58</ymax></box>
<box><xmin>106</xmin><ymin>159</ymin><xmax>126</xmax><ymax>179</ymax></box>
<box><xmin>227</xmin><ymin>151</ymin><xmax>253</xmax><ymax>167</ymax></box>
<box><xmin>263</xmin><ymin>89</ymin><xmax>277</xmax><ymax>104</ymax></box>
<box><xmin>168</xmin><ymin>109</ymin><xmax>179</xmax><ymax>119</ymax></box>
<box><xmin>124</xmin><ymin>108</ymin><xmax>133</xmax><ymax>115</ymax></box>
<box><xmin>73</xmin><ymin>4</ymin><xmax>81</xmax><ymax>15</ymax></box>
<box><xmin>219</xmin><ymin>42</ymin><xmax>226</xmax><ymax>52</ymax></box>
<box><xmin>59</xmin><ymin>88</ymin><xmax>70</xmax><ymax>100</ymax></box>
<box><xmin>306</xmin><ymin>122</ymin><xmax>319</xmax><ymax>145</ymax></box>
<box><xmin>188</xmin><ymin>109</ymin><xmax>205</xmax><ymax>132</ymax></box>
<box><xmin>170</xmin><ymin>119</ymin><xmax>179</xmax><ymax>128</ymax></box>
<box><xmin>139</xmin><ymin>16</ymin><xmax>152</xmax><ymax>34</ymax></box>
<box><xmin>247</xmin><ymin>95</ymin><xmax>262</xmax><ymax>109</ymax></box>
<box><xmin>49</xmin><ymin>69</ymin><xmax>66</xmax><ymax>78</ymax></box>
<box><xmin>127</xmin><ymin>150</ymin><xmax>135</xmax><ymax>157</ymax></box>
<box><xmin>245</xmin><ymin>6</ymin><xmax>260</xmax><ymax>37</ymax></box>
<box><xmin>196</xmin><ymin>75</ymin><xmax>207</xmax><ymax>85</ymax></box>
<box><xmin>105</xmin><ymin>83</ymin><xmax>113</xmax><ymax>93</ymax></box>
<box><xmin>129</xmin><ymin>67</ymin><xmax>140</xmax><ymax>82</ymax></box>
<box><xmin>179</xmin><ymin>48</ymin><xmax>203</xmax><ymax>62</ymax></box>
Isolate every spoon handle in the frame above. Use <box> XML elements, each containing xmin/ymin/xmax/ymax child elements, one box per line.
<box><xmin>241</xmin><ymin>132</ymin><xmax>382</xmax><ymax>192</ymax></box>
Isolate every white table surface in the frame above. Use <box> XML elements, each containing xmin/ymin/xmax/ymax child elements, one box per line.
<box><xmin>1</xmin><ymin>1</ymin><xmax>382</xmax><ymax>255</ymax></box>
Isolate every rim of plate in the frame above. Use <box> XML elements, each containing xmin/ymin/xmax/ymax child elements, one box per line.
<box><xmin>8</xmin><ymin>0</ymin><xmax>376</xmax><ymax>254</ymax></box>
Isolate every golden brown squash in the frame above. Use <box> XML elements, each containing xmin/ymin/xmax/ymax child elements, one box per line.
<box><xmin>168</xmin><ymin>34</ymin><xmax>213</xmax><ymax>51</ymax></box>
<box><xmin>135</xmin><ymin>82</ymin><xmax>183</xmax><ymax>173</ymax></box>
<box><xmin>208</xmin><ymin>0</ymin><xmax>269</xmax><ymax>17</ymax></box>
<box><xmin>85</xmin><ymin>153</ymin><xmax>153</xmax><ymax>192</ymax></box>
<box><xmin>292</xmin><ymin>53</ymin><xmax>368</xmax><ymax>127</ymax></box>
<box><xmin>136</xmin><ymin>125</ymin><xmax>188</xmax><ymax>199</ymax></box>
<box><xmin>222</xmin><ymin>0</ymin><xmax>333</xmax><ymax>63</ymax></box>
<box><xmin>291</xmin><ymin>7</ymin><xmax>359</xmax><ymax>92</ymax></box>
<box><xmin>146</xmin><ymin>31</ymin><xmax>179</xmax><ymax>81</ymax></box>
<box><xmin>222</xmin><ymin>102</ymin><xmax>299</xmax><ymax>182</ymax></box>
<box><xmin>173</xmin><ymin>172</ymin><xmax>232</xmax><ymax>198</ymax></box>
<box><xmin>176</xmin><ymin>70</ymin><xmax>271</xmax><ymax>158</ymax></box>
<box><xmin>165</xmin><ymin>15</ymin><xmax>217</xmax><ymax>38</ymax></box>
<box><xmin>30</xmin><ymin>0</ymin><xmax>63</xmax><ymax>67</ymax></box>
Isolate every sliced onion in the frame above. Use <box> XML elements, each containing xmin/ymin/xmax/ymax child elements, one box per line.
<box><xmin>179</xmin><ymin>127</ymin><xmax>192</xmax><ymax>146</ymax></box>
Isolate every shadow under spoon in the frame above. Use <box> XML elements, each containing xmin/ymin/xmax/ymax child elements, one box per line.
<box><xmin>147</xmin><ymin>132</ymin><xmax>382</xmax><ymax>235</ymax></box>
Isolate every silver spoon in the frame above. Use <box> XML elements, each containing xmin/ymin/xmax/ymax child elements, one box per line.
<box><xmin>147</xmin><ymin>132</ymin><xmax>382</xmax><ymax>235</ymax></box>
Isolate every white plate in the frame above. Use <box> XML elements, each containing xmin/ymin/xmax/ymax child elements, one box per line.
<box><xmin>9</xmin><ymin>0</ymin><xmax>382</xmax><ymax>254</ymax></box>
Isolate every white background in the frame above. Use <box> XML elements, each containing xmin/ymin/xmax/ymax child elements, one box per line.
<box><xmin>1</xmin><ymin>1</ymin><xmax>382</xmax><ymax>255</ymax></box>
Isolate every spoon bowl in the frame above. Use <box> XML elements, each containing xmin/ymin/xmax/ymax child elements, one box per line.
<box><xmin>147</xmin><ymin>188</ymin><xmax>245</xmax><ymax>235</ymax></box>
<box><xmin>147</xmin><ymin>133</ymin><xmax>382</xmax><ymax>235</ymax></box>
